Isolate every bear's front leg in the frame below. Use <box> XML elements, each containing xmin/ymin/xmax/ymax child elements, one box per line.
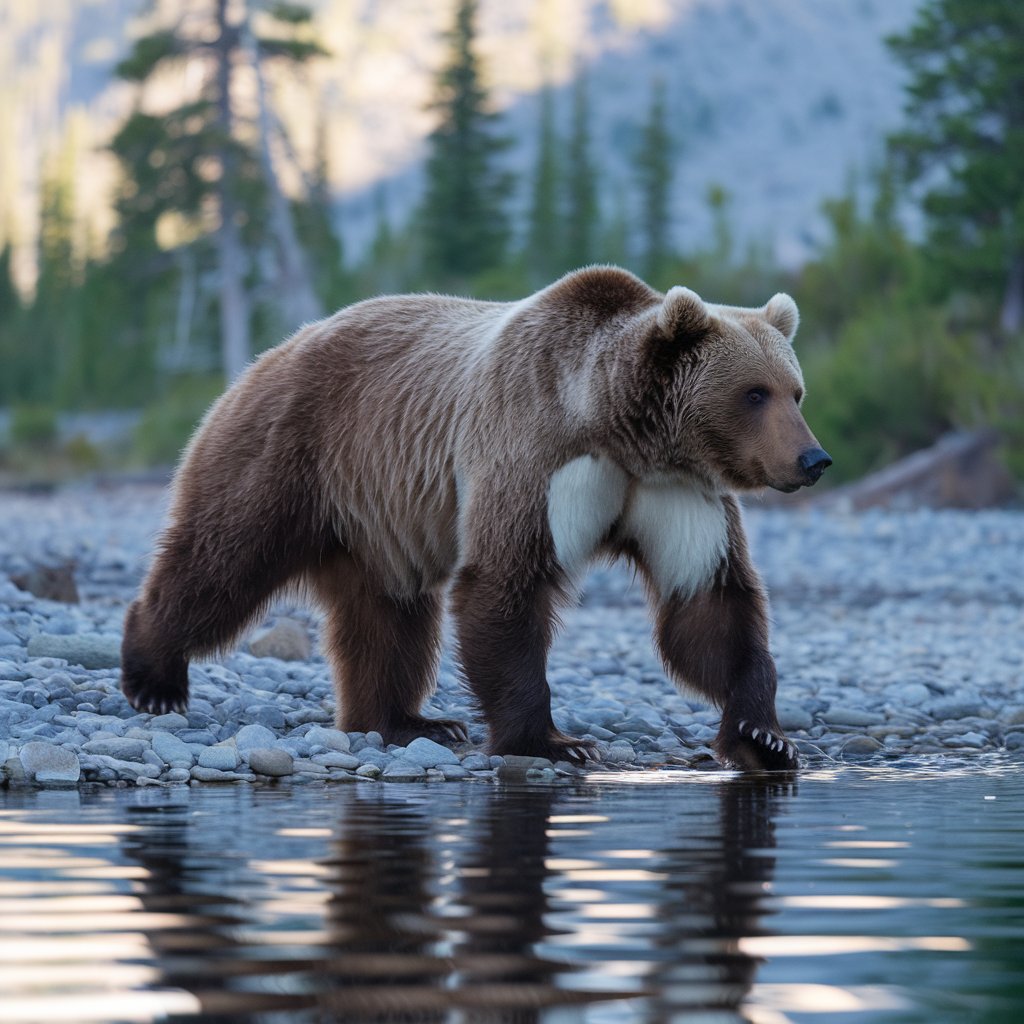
<box><xmin>451</xmin><ymin>565</ymin><xmax>595</xmax><ymax>765</ymax></box>
<box><xmin>650</xmin><ymin>505</ymin><xmax>799</xmax><ymax>773</ymax></box>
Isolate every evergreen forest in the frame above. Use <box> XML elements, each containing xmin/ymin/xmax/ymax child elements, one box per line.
<box><xmin>0</xmin><ymin>0</ymin><xmax>1021</xmax><ymax>485</ymax></box>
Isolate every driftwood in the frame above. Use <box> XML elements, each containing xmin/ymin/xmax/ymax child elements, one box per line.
<box><xmin>808</xmin><ymin>430</ymin><xmax>1015</xmax><ymax>511</ymax></box>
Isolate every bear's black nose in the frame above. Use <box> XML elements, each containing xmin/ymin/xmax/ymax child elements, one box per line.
<box><xmin>798</xmin><ymin>447</ymin><xmax>832</xmax><ymax>484</ymax></box>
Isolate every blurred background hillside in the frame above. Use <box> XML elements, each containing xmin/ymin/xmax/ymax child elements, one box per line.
<box><xmin>0</xmin><ymin>0</ymin><xmax>1020</xmax><ymax>491</ymax></box>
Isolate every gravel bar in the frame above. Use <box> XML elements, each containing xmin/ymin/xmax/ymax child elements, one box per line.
<box><xmin>1</xmin><ymin>483</ymin><xmax>1022</xmax><ymax>788</ymax></box>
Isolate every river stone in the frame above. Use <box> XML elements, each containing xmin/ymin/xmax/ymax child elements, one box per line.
<box><xmin>312</xmin><ymin>751</ymin><xmax>360</xmax><ymax>770</ymax></box>
<box><xmin>26</xmin><ymin>633</ymin><xmax>121</xmax><ymax>670</ymax></box>
<box><xmin>249</xmin><ymin>618</ymin><xmax>311</xmax><ymax>661</ymax></box>
<box><xmin>191</xmin><ymin>766</ymin><xmax>253</xmax><ymax>783</ymax></box>
<box><xmin>382</xmin><ymin>759</ymin><xmax>427</xmax><ymax>782</ymax></box>
<box><xmin>151</xmin><ymin>731</ymin><xmax>193</xmax><ymax>767</ymax></box>
<box><xmin>776</xmin><ymin>702</ymin><xmax>813</xmax><ymax>731</ymax></box>
<box><xmin>163</xmin><ymin>767</ymin><xmax>192</xmax><ymax>783</ymax></box>
<box><xmin>198</xmin><ymin>745</ymin><xmax>241</xmax><ymax>771</ymax></box>
<box><xmin>841</xmin><ymin>735</ymin><xmax>883</xmax><ymax>757</ymax></box>
<box><xmin>355</xmin><ymin>763</ymin><xmax>381</xmax><ymax>778</ymax></box>
<box><xmin>1004</xmin><ymin>732</ymin><xmax>1024</xmax><ymax>751</ymax></box>
<box><xmin>19</xmin><ymin>741</ymin><xmax>80</xmax><ymax>783</ymax></box>
<box><xmin>460</xmin><ymin>752</ymin><xmax>490</xmax><ymax>771</ymax></box>
<box><xmin>150</xmin><ymin>712</ymin><xmax>189</xmax><ymax>731</ymax></box>
<box><xmin>403</xmin><ymin>736</ymin><xmax>460</xmax><ymax>768</ymax></box>
<box><xmin>0</xmin><ymin>627</ymin><xmax>20</xmax><ymax>646</ymax></box>
<box><xmin>928</xmin><ymin>697</ymin><xmax>984</xmax><ymax>720</ymax></box>
<box><xmin>234</xmin><ymin>723</ymin><xmax>277</xmax><ymax>752</ymax></box>
<box><xmin>305</xmin><ymin>726</ymin><xmax>350</xmax><ymax>752</ymax></box>
<box><xmin>247</xmin><ymin>747</ymin><xmax>294</xmax><ymax>777</ymax></box>
<box><xmin>82</xmin><ymin>736</ymin><xmax>148</xmax><ymax>760</ymax></box>
<box><xmin>823</xmin><ymin>706</ymin><xmax>885</xmax><ymax>727</ymax></box>
<box><xmin>439</xmin><ymin>763</ymin><xmax>471</xmax><ymax>780</ymax></box>
<box><xmin>11</xmin><ymin>563</ymin><xmax>79</xmax><ymax>603</ymax></box>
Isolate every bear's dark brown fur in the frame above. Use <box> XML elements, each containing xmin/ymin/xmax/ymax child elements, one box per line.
<box><xmin>121</xmin><ymin>266</ymin><xmax>830</xmax><ymax>770</ymax></box>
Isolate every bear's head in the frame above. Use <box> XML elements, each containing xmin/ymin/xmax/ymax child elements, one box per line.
<box><xmin>625</xmin><ymin>285</ymin><xmax>831</xmax><ymax>493</ymax></box>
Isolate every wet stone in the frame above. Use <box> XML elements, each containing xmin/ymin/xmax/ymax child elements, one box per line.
<box><xmin>304</xmin><ymin>726</ymin><xmax>350</xmax><ymax>752</ymax></box>
<box><xmin>382</xmin><ymin>760</ymin><xmax>427</xmax><ymax>782</ymax></box>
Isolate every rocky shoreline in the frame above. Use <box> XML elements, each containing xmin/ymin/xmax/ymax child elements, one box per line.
<box><xmin>1</xmin><ymin>483</ymin><xmax>1022</xmax><ymax>788</ymax></box>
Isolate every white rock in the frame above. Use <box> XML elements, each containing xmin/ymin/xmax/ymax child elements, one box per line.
<box><xmin>20</xmin><ymin>741</ymin><xmax>80</xmax><ymax>783</ymax></box>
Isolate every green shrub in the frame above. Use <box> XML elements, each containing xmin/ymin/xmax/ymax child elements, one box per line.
<box><xmin>10</xmin><ymin>404</ymin><xmax>58</xmax><ymax>447</ymax></box>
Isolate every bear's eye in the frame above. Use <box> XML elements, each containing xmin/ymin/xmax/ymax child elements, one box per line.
<box><xmin>746</xmin><ymin>387</ymin><xmax>769</xmax><ymax>405</ymax></box>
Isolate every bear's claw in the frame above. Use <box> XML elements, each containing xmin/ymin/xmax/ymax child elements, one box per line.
<box><xmin>720</xmin><ymin>719</ymin><xmax>799</xmax><ymax>772</ymax></box>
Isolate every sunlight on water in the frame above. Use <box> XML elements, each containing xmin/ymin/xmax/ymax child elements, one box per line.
<box><xmin>0</xmin><ymin>763</ymin><xmax>1021</xmax><ymax>1022</ymax></box>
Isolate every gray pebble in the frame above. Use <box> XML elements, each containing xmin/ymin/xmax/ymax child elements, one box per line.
<box><xmin>312</xmin><ymin>751</ymin><xmax>360</xmax><ymax>770</ymax></box>
<box><xmin>19</xmin><ymin>741</ymin><xmax>80</xmax><ymax>783</ymax></box>
<box><xmin>234</xmin><ymin>723</ymin><xmax>277</xmax><ymax>752</ymax></box>
<box><xmin>382</xmin><ymin>759</ymin><xmax>427</xmax><ymax>782</ymax></box>
<box><xmin>197</xmin><ymin>745</ymin><xmax>241</xmax><ymax>771</ymax></box>
<box><xmin>247</xmin><ymin>748</ymin><xmax>295</xmax><ymax>777</ymax></box>
<box><xmin>82</xmin><ymin>737</ymin><xmax>148</xmax><ymax>760</ymax></box>
<box><xmin>304</xmin><ymin>726</ymin><xmax>350</xmax><ymax>752</ymax></box>
<box><xmin>26</xmin><ymin>633</ymin><xmax>122</xmax><ymax>669</ymax></box>
<box><xmin>403</xmin><ymin>736</ymin><xmax>460</xmax><ymax>768</ymax></box>
<box><xmin>150</xmin><ymin>712</ymin><xmax>189</xmax><ymax>731</ymax></box>
<box><xmin>151</xmin><ymin>731</ymin><xmax>194</xmax><ymax>767</ymax></box>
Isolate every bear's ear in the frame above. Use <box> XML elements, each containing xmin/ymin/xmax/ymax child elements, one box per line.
<box><xmin>764</xmin><ymin>292</ymin><xmax>799</xmax><ymax>342</ymax></box>
<box><xmin>657</xmin><ymin>286</ymin><xmax>712</xmax><ymax>347</ymax></box>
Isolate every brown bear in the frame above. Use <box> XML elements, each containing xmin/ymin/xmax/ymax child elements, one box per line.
<box><xmin>121</xmin><ymin>266</ymin><xmax>831</xmax><ymax>771</ymax></box>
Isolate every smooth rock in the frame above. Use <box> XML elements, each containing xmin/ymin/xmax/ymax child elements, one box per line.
<box><xmin>403</xmin><ymin>736</ymin><xmax>460</xmax><ymax>768</ymax></box>
<box><xmin>247</xmin><ymin>747</ymin><xmax>295</xmax><ymax>777</ymax></box>
<box><xmin>11</xmin><ymin>564</ymin><xmax>79</xmax><ymax>603</ymax></box>
<box><xmin>234</xmin><ymin>723</ymin><xmax>277</xmax><ymax>752</ymax></box>
<box><xmin>19</xmin><ymin>741</ymin><xmax>80</xmax><ymax>783</ymax></box>
<box><xmin>355</xmin><ymin>763</ymin><xmax>381</xmax><ymax>778</ymax></box>
<box><xmin>439</xmin><ymin>763</ymin><xmax>471</xmax><ymax>780</ymax></box>
<box><xmin>841</xmin><ymin>735</ymin><xmax>883</xmax><ymax>756</ymax></box>
<box><xmin>82</xmin><ymin>737</ymin><xmax>147</xmax><ymax>760</ymax></box>
<box><xmin>198</xmin><ymin>745</ymin><xmax>241</xmax><ymax>771</ymax></box>
<box><xmin>191</xmin><ymin>766</ymin><xmax>254</xmax><ymax>783</ymax></box>
<box><xmin>249</xmin><ymin>618</ymin><xmax>311</xmax><ymax>661</ymax></box>
<box><xmin>304</xmin><ymin>726</ymin><xmax>350</xmax><ymax>752</ymax></box>
<box><xmin>163</xmin><ymin>768</ymin><xmax>192</xmax><ymax>783</ymax></box>
<box><xmin>460</xmin><ymin>752</ymin><xmax>491</xmax><ymax>771</ymax></box>
<box><xmin>26</xmin><ymin>633</ymin><xmax>121</xmax><ymax>670</ymax></box>
<box><xmin>929</xmin><ymin>697</ymin><xmax>984</xmax><ymax>720</ymax></box>
<box><xmin>382</xmin><ymin>759</ymin><xmax>427</xmax><ymax>782</ymax></box>
<box><xmin>151</xmin><ymin>732</ymin><xmax>194</xmax><ymax>767</ymax></box>
<box><xmin>823</xmin><ymin>707</ymin><xmax>885</xmax><ymax>727</ymax></box>
<box><xmin>150</xmin><ymin>712</ymin><xmax>189</xmax><ymax>731</ymax></box>
<box><xmin>312</xmin><ymin>751</ymin><xmax>360</xmax><ymax>770</ymax></box>
<box><xmin>776</xmin><ymin>702</ymin><xmax>814</xmax><ymax>731</ymax></box>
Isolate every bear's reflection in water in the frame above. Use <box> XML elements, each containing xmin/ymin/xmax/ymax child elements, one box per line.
<box><xmin>117</xmin><ymin>780</ymin><xmax>789</xmax><ymax>1022</ymax></box>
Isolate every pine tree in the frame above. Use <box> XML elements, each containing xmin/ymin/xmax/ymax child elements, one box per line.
<box><xmin>113</xmin><ymin>0</ymin><xmax>327</xmax><ymax>381</ymax></box>
<box><xmin>525</xmin><ymin>83</ymin><xmax>561</xmax><ymax>284</ymax></box>
<box><xmin>887</xmin><ymin>0</ymin><xmax>1024</xmax><ymax>331</ymax></box>
<box><xmin>636</xmin><ymin>77</ymin><xmax>674</xmax><ymax>279</ymax></box>
<box><xmin>418</xmin><ymin>0</ymin><xmax>511</xmax><ymax>283</ymax></box>
<box><xmin>563</xmin><ymin>70</ymin><xmax>599</xmax><ymax>269</ymax></box>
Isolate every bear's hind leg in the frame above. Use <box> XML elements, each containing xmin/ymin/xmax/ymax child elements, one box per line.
<box><xmin>122</xmin><ymin>513</ymin><xmax>321</xmax><ymax>714</ymax></box>
<box><xmin>312</xmin><ymin>557</ymin><xmax>466</xmax><ymax>746</ymax></box>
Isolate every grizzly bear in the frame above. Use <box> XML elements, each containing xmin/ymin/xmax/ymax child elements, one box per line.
<box><xmin>121</xmin><ymin>266</ymin><xmax>831</xmax><ymax>771</ymax></box>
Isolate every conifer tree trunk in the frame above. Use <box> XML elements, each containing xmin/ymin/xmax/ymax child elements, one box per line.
<box><xmin>999</xmin><ymin>254</ymin><xmax>1024</xmax><ymax>335</ymax></box>
<box><xmin>214</xmin><ymin>0</ymin><xmax>251</xmax><ymax>382</ymax></box>
<box><xmin>242</xmin><ymin>19</ymin><xmax>322</xmax><ymax>329</ymax></box>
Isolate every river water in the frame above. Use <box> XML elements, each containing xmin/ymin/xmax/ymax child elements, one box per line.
<box><xmin>0</xmin><ymin>761</ymin><xmax>1021</xmax><ymax>1023</ymax></box>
